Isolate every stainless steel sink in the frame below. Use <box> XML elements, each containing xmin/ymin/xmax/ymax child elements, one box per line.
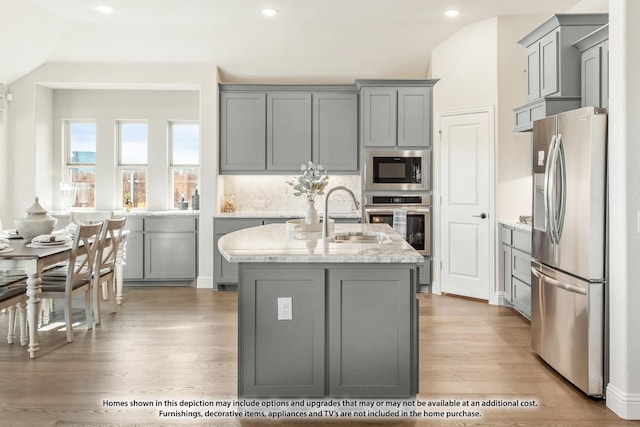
<box><xmin>330</xmin><ymin>231</ymin><xmax>390</xmax><ymax>244</ymax></box>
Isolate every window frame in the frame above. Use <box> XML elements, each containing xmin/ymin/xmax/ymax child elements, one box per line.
<box><xmin>117</xmin><ymin>120</ymin><xmax>149</xmax><ymax>209</ymax></box>
<box><xmin>64</xmin><ymin>120</ymin><xmax>97</xmax><ymax>209</ymax></box>
<box><xmin>168</xmin><ymin>121</ymin><xmax>200</xmax><ymax>210</ymax></box>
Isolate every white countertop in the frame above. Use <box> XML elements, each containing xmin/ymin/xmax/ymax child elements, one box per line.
<box><xmin>499</xmin><ymin>220</ymin><xmax>532</xmax><ymax>232</ymax></box>
<box><xmin>213</xmin><ymin>210</ymin><xmax>362</xmax><ymax>219</ymax></box>
<box><xmin>51</xmin><ymin>210</ymin><xmax>199</xmax><ymax>217</ymax></box>
<box><xmin>218</xmin><ymin>223</ymin><xmax>424</xmax><ymax>264</ymax></box>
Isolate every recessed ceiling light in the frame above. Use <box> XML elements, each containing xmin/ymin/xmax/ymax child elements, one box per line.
<box><xmin>93</xmin><ymin>5</ymin><xmax>114</xmax><ymax>14</ymax></box>
<box><xmin>262</xmin><ymin>8</ymin><xmax>279</xmax><ymax>17</ymax></box>
<box><xmin>444</xmin><ymin>9</ymin><xmax>460</xmax><ymax>18</ymax></box>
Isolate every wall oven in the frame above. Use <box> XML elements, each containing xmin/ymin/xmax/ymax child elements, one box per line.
<box><xmin>364</xmin><ymin>150</ymin><xmax>430</xmax><ymax>191</ymax></box>
<box><xmin>364</xmin><ymin>194</ymin><xmax>431</xmax><ymax>256</ymax></box>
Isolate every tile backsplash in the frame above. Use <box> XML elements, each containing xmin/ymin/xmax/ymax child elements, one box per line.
<box><xmin>221</xmin><ymin>175</ymin><xmax>361</xmax><ymax>213</ymax></box>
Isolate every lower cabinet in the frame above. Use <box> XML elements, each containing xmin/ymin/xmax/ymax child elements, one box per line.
<box><xmin>499</xmin><ymin>223</ymin><xmax>532</xmax><ymax>319</ymax></box>
<box><xmin>238</xmin><ymin>264</ymin><xmax>417</xmax><ymax>398</ymax></box>
<box><xmin>328</xmin><ymin>267</ymin><xmax>414</xmax><ymax>397</ymax></box>
<box><xmin>123</xmin><ymin>218</ymin><xmax>144</xmax><ymax>280</ymax></box>
<box><xmin>123</xmin><ymin>216</ymin><xmax>198</xmax><ymax>283</ymax></box>
<box><xmin>214</xmin><ymin>219</ymin><xmax>263</xmax><ymax>287</ymax></box>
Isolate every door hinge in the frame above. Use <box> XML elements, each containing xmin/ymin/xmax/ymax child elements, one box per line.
<box><xmin>440</xmin><ymin>261</ymin><xmax>443</xmax><ymax>271</ymax></box>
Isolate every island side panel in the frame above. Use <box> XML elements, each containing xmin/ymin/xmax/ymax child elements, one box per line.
<box><xmin>328</xmin><ymin>265</ymin><xmax>415</xmax><ymax>397</ymax></box>
<box><xmin>239</xmin><ymin>265</ymin><xmax>326</xmax><ymax>397</ymax></box>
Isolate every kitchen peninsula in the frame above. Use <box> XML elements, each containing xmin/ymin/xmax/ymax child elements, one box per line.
<box><xmin>218</xmin><ymin>222</ymin><xmax>423</xmax><ymax>398</ymax></box>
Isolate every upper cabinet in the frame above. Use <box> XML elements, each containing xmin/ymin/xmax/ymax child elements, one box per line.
<box><xmin>220</xmin><ymin>92</ymin><xmax>267</xmax><ymax>171</ymax></box>
<box><xmin>574</xmin><ymin>24</ymin><xmax>609</xmax><ymax>109</ymax></box>
<box><xmin>219</xmin><ymin>84</ymin><xmax>358</xmax><ymax>174</ymax></box>
<box><xmin>357</xmin><ymin>80</ymin><xmax>438</xmax><ymax>148</ymax></box>
<box><xmin>513</xmin><ymin>14</ymin><xmax>608</xmax><ymax>132</ymax></box>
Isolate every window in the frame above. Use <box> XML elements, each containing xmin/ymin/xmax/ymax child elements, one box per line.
<box><xmin>118</xmin><ymin>122</ymin><xmax>148</xmax><ymax>209</ymax></box>
<box><xmin>170</xmin><ymin>122</ymin><xmax>199</xmax><ymax>209</ymax></box>
<box><xmin>65</xmin><ymin>121</ymin><xmax>96</xmax><ymax>208</ymax></box>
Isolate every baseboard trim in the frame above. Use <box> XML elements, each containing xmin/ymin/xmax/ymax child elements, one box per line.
<box><xmin>606</xmin><ymin>383</ymin><xmax>640</xmax><ymax>420</ymax></box>
<box><xmin>197</xmin><ymin>276</ymin><xmax>214</xmax><ymax>289</ymax></box>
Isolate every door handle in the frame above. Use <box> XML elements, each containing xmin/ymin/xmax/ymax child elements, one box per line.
<box><xmin>472</xmin><ymin>213</ymin><xmax>487</xmax><ymax>219</ymax></box>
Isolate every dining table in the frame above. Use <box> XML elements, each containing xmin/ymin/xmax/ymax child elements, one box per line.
<box><xmin>0</xmin><ymin>233</ymin><xmax>127</xmax><ymax>358</ymax></box>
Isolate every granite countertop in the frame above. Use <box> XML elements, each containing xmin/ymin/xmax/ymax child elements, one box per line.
<box><xmin>218</xmin><ymin>222</ymin><xmax>424</xmax><ymax>264</ymax></box>
<box><xmin>51</xmin><ymin>210</ymin><xmax>199</xmax><ymax>217</ymax></box>
<box><xmin>499</xmin><ymin>220</ymin><xmax>532</xmax><ymax>232</ymax></box>
<box><xmin>213</xmin><ymin>210</ymin><xmax>362</xmax><ymax>219</ymax></box>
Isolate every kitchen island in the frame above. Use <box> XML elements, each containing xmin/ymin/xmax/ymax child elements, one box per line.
<box><xmin>218</xmin><ymin>222</ymin><xmax>423</xmax><ymax>398</ymax></box>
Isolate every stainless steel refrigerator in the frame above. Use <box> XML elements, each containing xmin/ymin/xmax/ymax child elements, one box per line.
<box><xmin>530</xmin><ymin>106</ymin><xmax>607</xmax><ymax>397</ymax></box>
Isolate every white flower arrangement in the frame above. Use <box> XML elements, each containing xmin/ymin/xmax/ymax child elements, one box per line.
<box><xmin>286</xmin><ymin>161</ymin><xmax>330</xmax><ymax>201</ymax></box>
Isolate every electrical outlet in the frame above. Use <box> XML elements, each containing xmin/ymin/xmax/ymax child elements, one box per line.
<box><xmin>277</xmin><ymin>297</ymin><xmax>292</xmax><ymax>320</ymax></box>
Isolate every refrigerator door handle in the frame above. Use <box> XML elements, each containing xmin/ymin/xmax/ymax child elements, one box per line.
<box><xmin>555</xmin><ymin>133</ymin><xmax>567</xmax><ymax>241</ymax></box>
<box><xmin>530</xmin><ymin>266</ymin><xmax>587</xmax><ymax>295</ymax></box>
<box><xmin>544</xmin><ymin>135</ymin><xmax>557</xmax><ymax>243</ymax></box>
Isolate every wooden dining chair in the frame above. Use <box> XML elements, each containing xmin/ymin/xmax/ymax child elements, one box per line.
<box><xmin>70</xmin><ymin>211</ymin><xmax>113</xmax><ymax>225</ymax></box>
<box><xmin>40</xmin><ymin>222</ymin><xmax>102</xmax><ymax>342</ymax></box>
<box><xmin>92</xmin><ymin>218</ymin><xmax>126</xmax><ymax>325</ymax></box>
<box><xmin>0</xmin><ymin>283</ymin><xmax>27</xmax><ymax>345</ymax></box>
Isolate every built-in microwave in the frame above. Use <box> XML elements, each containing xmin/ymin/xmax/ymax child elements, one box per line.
<box><xmin>364</xmin><ymin>150</ymin><xmax>430</xmax><ymax>191</ymax></box>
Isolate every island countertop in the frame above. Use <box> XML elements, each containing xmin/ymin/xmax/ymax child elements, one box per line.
<box><xmin>218</xmin><ymin>222</ymin><xmax>425</xmax><ymax>264</ymax></box>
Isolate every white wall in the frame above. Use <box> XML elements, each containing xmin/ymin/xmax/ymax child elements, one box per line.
<box><xmin>607</xmin><ymin>0</ymin><xmax>640</xmax><ymax>419</ymax></box>
<box><xmin>6</xmin><ymin>63</ymin><xmax>219</xmax><ymax>288</ymax></box>
<box><xmin>430</xmin><ymin>16</ymin><xmax>545</xmax><ymax>302</ymax></box>
<box><xmin>51</xmin><ymin>89</ymin><xmax>199</xmax><ymax>211</ymax></box>
<box><xmin>431</xmin><ymin>18</ymin><xmax>498</xmax><ymax>113</ymax></box>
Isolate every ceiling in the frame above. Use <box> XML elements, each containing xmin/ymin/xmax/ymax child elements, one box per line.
<box><xmin>0</xmin><ymin>0</ymin><xmax>588</xmax><ymax>86</ymax></box>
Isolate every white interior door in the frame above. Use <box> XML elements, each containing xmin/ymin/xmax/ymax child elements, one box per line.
<box><xmin>439</xmin><ymin>109</ymin><xmax>492</xmax><ymax>300</ymax></box>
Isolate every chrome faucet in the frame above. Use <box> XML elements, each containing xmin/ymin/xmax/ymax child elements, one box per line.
<box><xmin>323</xmin><ymin>186</ymin><xmax>360</xmax><ymax>240</ymax></box>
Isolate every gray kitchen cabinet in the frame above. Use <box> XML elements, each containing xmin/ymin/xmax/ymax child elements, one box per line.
<box><xmin>358</xmin><ymin>80</ymin><xmax>437</xmax><ymax>148</ymax></box>
<box><xmin>237</xmin><ymin>263</ymin><xmax>417</xmax><ymax>397</ymax></box>
<box><xmin>499</xmin><ymin>226</ymin><xmax>513</xmax><ymax>303</ymax></box>
<box><xmin>514</xmin><ymin>14</ymin><xmax>608</xmax><ymax>131</ymax></box>
<box><xmin>220</xmin><ymin>92</ymin><xmax>266</xmax><ymax>172</ymax></box>
<box><xmin>575</xmin><ymin>24</ymin><xmax>609</xmax><ymax>109</ymax></box>
<box><xmin>239</xmin><ymin>266</ymin><xmax>326</xmax><ymax>397</ymax></box>
<box><xmin>361</xmin><ymin>87</ymin><xmax>396</xmax><ymax>147</ymax></box>
<box><xmin>266</xmin><ymin>92</ymin><xmax>312</xmax><ymax>171</ymax></box>
<box><xmin>143</xmin><ymin>217</ymin><xmax>198</xmax><ymax>280</ymax></box>
<box><xmin>123</xmin><ymin>217</ymin><xmax>144</xmax><ymax>280</ymax></box>
<box><xmin>219</xmin><ymin>84</ymin><xmax>358</xmax><ymax>174</ymax></box>
<box><xmin>122</xmin><ymin>216</ymin><xmax>198</xmax><ymax>284</ymax></box>
<box><xmin>214</xmin><ymin>218</ymin><xmax>262</xmax><ymax>288</ymax></box>
<box><xmin>328</xmin><ymin>266</ymin><xmax>414</xmax><ymax>397</ymax></box>
<box><xmin>313</xmin><ymin>92</ymin><xmax>358</xmax><ymax>171</ymax></box>
<box><xmin>499</xmin><ymin>223</ymin><xmax>531</xmax><ymax>318</ymax></box>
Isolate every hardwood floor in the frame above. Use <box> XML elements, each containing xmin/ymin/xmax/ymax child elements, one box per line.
<box><xmin>0</xmin><ymin>287</ymin><xmax>637</xmax><ymax>426</ymax></box>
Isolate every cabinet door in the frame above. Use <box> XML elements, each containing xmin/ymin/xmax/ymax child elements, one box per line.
<box><xmin>313</xmin><ymin>93</ymin><xmax>358</xmax><ymax>171</ymax></box>
<box><xmin>540</xmin><ymin>30</ymin><xmax>560</xmax><ymax>98</ymax></box>
<box><xmin>266</xmin><ymin>92</ymin><xmax>312</xmax><ymax>171</ymax></box>
<box><xmin>328</xmin><ymin>267</ymin><xmax>413</xmax><ymax>397</ymax></box>
<box><xmin>397</xmin><ymin>87</ymin><xmax>431</xmax><ymax>148</ymax></box>
<box><xmin>500</xmin><ymin>243</ymin><xmax>513</xmax><ymax>303</ymax></box>
<box><xmin>525</xmin><ymin>43</ymin><xmax>541</xmax><ymax>101</ymax></box>
<box><xmin>239</xmin><ymin>266</ymin><xmax>325</xmax><ymax>397</ymax></box>
<box><xmin>123</xmin><ymin>232</ymin><xmax>144</xmax><ymax>280</ymax></box>
<box><xmin>362</xmin><ymin>87</ymin><xmax>397</xmax><ymax>147</ymax></box>
<box><xmin>581</xmin><ymin>44</ymin><xmax>602</xmax><ymax>108</ymax></box>
<box><xmin>220</xmin><ymin>92</ymin><xmax>266</xmax><ymax>172</ymax></box>
<box><xmin>512</xmin><ymin>248</ymin><xmax>531</xmax><ymax>285</ymax></box>
<box><xmin>601</xmin><ymin>39</ymin><xmax>609</xmax><ymax>109</ymax></box>
<box><xmin>214</xmin><ymin>219</ymin><xmax>263</xmax><ymax>284</ymax></box>
<box><xmin>144</xmin><ymin>233</ymin><xmax>196</xmax><ymax>279</ymax></box>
